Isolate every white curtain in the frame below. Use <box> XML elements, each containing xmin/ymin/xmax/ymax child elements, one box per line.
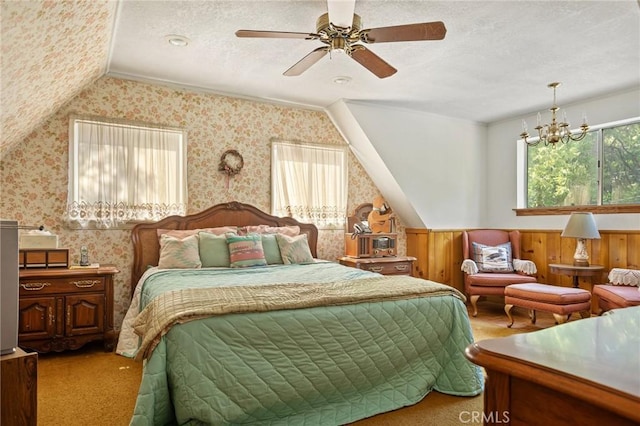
<box><xmin>66</xmin><ymin>116</ymin><xmax>187</xmax><ymax>228</ymax></box>
<box><xmin>271</xmin><ymin>141</ymin><xmax>347</xmax><ymax>229</ymax></box>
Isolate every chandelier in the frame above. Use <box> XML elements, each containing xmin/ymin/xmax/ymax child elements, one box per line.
<box><xmin>520</xmin><ymin>82</ymin><xmax>589</xmax><ymax>146</ymax></box>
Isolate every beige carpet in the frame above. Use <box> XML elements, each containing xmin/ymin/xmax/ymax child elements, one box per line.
<box><xmin>37</xmin><ymin>302</ymin><xmax>554</xmax><ymax>425</ymax></box>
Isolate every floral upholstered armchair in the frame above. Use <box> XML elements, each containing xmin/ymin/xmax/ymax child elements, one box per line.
<box><xmin>461</xmin><ymin>230</ymin><xmax>537</xmax><ymax>316</ymax></box>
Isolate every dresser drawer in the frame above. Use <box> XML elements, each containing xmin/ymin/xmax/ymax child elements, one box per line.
<box><xmin>19</xmin><ymin>276</ymin><xmax>105</xmax><ymax>296</ymax></box>
<box><xmin>361</xmin><ymin>260</ymin><xmax>413</xmax><ymax>275</ymax></box>
<box><xmin>338</xmin><ymin>256</ymin><xmax>416</xmax><ymax>276</ymax></box>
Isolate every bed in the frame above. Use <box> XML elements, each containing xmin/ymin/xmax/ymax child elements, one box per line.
<box><xmin>117</xmin><ymin>201</ymin><xmax>483</xmax><ymax>425</ymax></box>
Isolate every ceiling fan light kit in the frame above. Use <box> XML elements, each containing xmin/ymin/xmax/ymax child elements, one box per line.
<box><xmin>235</xmin><ymin>4</ymin><xmax>446</xmax><ymax>79</ymax></box>
<box><xmin>332</xmin><ymin>76</ymin><xmax>352</xmax><ymax>85</ymax></box>
<box><xmin>165</xmin><ymin>34</ymin><xmax>190</xmax><ymax>47</ymax></box>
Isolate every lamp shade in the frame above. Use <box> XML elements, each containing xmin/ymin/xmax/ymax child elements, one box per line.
<box><xmin>561</xmin><ymin>212</ymin><xmax>600</xmax><ymax>239</ymax></box>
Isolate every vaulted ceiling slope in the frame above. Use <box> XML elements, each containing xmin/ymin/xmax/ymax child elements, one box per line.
<box><xmin>0</xmin><ymin>1</ymin><xmax>116</xmax><ymax>157</ymax></box>
<box><xmin>2</xmin><ymin>1</ymin><xmax>639</xmax><ymax>158</ymax></box>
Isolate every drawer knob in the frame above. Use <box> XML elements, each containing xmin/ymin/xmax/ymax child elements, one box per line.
<box><xmin>21</xmin><ymin>282</ymin><xmax>51</xmax><ymax>291</ymax></box>
<box><xmin>369</xmin><ymin>266</ymin><xmax>384</xmax><ymax>272</ymax></box>
<box><xmin>72</xmin><ymin>279</ymin><xmax>99</xmax><ymax>288</ymax></box>
<box><xmin>395</xmin><ymin>265</ymin><xmax>408</xmax><ymax>271</ymax></box>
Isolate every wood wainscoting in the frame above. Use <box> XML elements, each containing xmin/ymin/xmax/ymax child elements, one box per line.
<box><xmin>406</xmin><ymin>228</ymin><xmax>640</xmax><ymax>294</ymax></box>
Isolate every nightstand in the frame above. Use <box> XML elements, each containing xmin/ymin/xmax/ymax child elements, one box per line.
<box><xmin>18</xmin><ymin>265</ymin><xmax>119</xmax><ymax>353</ymax></box>
<box><xmin>338</xmin><ymin>256</ymin><xmax>416</xmax><ymax>276</ymax></box>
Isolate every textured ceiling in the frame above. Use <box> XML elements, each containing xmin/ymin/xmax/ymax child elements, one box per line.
<box><xmin>2</xmin><ymin>1</ymin><xmax>639</xmax><ymax>158</ymax></box>
<box><xmin>109</xmin><ymin>0</ymin><xmax>640</xmax><ymax>123</ymax></box>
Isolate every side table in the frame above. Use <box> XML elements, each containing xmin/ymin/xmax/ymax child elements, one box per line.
<box><xmin>549</xmin><ymin>263</ymin><xmax>605</xmax><ymax>313</ymax></box>
<box><xmin>549</xmin><ymin>263</ymin><xmax>605</xmax><ymax>288</ymax></box>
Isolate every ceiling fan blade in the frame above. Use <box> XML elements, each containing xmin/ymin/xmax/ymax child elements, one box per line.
<box><xmin>350</xmin><ymin>46</ymin><xmax>397</xmax><ymax>79</ymax></box>
<box><xmin>327</xmin><ymin>0</ymin><xmax>355</xmax><ymax>28</ymax></box>
<box><xmin>362</xmin><ymin>21</ymin><xmax>446</xmax><ymax>43</ymax></box>
<box><xmin>235</xmin><ymin>30</ymin><xmax>319</xmax><ymax>40</ymax></box>
<box><xmin>283</xmin><ymin>47</ymin><xmax>329</xmax><ymax>76</ymax></box>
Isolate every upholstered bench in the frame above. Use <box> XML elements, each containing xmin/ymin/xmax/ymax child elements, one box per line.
<box><xmin>504</xmin><ymin>283</ymin><xmax>591</xmax><ymax>328</ymax></box>
<box><xmin>592</xmin><ymin>268</ymin><xmax>640</xmax><ymax>313</ymax></box>
<box><xmin>593</xmin><ymin>285</ymin><xmax>640</xmax><ymax>312</ymax></box>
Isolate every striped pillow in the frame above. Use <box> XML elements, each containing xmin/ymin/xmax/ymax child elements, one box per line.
<box><xmin>158</xmin><ymin>234</ymin><xmax>202</xmax><ymax>269</ymax></box>
<box><xmin>226</xmin><ymin>233</ymin><xmax>267</xmax><ymax>268</ymax></box>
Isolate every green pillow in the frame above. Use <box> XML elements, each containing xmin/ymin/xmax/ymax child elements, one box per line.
<box><xmin>261</xmin><ymin>234</ymin><xmax>283</xmax><ymax>264</ymax></box>
<box><xmin>199</xmin><ymin>232</ymin><xmax>230</xmax><ymax>267</ymax></box>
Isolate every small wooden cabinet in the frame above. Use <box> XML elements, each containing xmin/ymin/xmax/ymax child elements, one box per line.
<box><xmin>18</xmin><ymin>265</ymin><xmax>118</xmax><ymax>353</ymax></box>
<box><xmin>1</xmin><ymin>348</ymin><xmax>37</xmax><ymax>426</ymax></box>
<box><xmin>338</xmin><ymin>256</ymin><xmax>416</xmax><ymax>276</ymax></box>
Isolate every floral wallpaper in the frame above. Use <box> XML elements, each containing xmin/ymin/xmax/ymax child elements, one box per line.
<box><xmin>0</xmin><ymin>0</ymin><xmax>115</xmax><ymax>157</ymax></box>
<box><xmin>0</xmin><ymin>76</ymin><xmax>404</xmax><ymax>328</ymax></box>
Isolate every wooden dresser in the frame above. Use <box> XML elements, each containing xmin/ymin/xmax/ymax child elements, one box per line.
<box><xmin>338</xmin><ymin>256</ymin><xmax>416</xmax><ymax>276</ymax></box>
<box><xmin>1</xmin><ymin>348</ymin><xmax>37</xmax><ymax>426</ymax></box>
<box><xmin>465</xmin><ymin>307</ymin><xmax>640</xmax><ymax>425</ymax></box>
<box><xmin>18</xmin><ymin>265</ymin><xmax>119</xmax><ymax>353</ymax></box>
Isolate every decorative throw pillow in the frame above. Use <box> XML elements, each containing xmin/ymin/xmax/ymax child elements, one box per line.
<box><xmin>199</xmin><ymin>232</ymin><xmax>230</xmax><ymax>267</ymax></box>
<box><xmin>238</xmin><ymin>225</ymin><xmax>300</xmax><ymax>237</ymax></box>
<box><xmin>158</xmin><ymin>234</ymin><xmax>202</xmax><ymax>269</ymax></box>
<box><xmin>226</xmin><ymin>233</ymin><xmax>267</xmax><ymax>268</ymax></box>
<box><xmin>472</xmin><ymin>241</ymin><xmax>514</xmax><ymax>273</ymax></box>
<box><xmin>261</xmin><ymin>234</ymin><xmax>283</xmax><ymax>264</ymax></box>
<box><xmin>275</xmin><ymin>233</ymin><xmax>314</xmax><ymax>264</ymax></box>
<box><xmin>157</xmin><ymin>226</ymin><xmax>237</xmax><ymax>240</ymax></box>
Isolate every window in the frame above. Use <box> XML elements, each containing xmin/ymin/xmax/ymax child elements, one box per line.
<box><xmin>271</xmin><ymin>141</ymin><xmax>348</xmax><ymax>229</ymax></box>
<box><xmin>66</xmin><ymin>116</ymin><xmax>187</xmax><ymax>228</ymax></box>
<box><xmin>524</xmin><ymin>118</ymin><xmax>640</xmax><ymax>209</ymax></box>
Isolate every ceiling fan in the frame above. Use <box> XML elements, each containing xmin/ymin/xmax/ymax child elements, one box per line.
<box><xmin>235</xmin><ymin>0</ymin><xmax>446</xmax><ymax>79</ymax></box>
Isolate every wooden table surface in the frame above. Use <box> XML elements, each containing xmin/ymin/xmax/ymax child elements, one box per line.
<box><xmin>548</xmin><ymin>263</ymin><xmax>605</xmax><ymax>277</ymax></box>
<box><xmin>465</xmin><ymin>307</ymin><xmax>640</xmax><ymax>425</ymax></box>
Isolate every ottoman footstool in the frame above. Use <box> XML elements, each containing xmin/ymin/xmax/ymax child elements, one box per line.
<box><xmin>504</xmin><ymin>283</ymin><xmax>591</xmax><ymax>328</ymax></box>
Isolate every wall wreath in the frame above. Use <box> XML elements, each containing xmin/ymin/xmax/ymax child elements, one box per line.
<box><xmin>218</xmin><ymin>149</ymin><xmax>244</xmax><ymax>177</ymax></box>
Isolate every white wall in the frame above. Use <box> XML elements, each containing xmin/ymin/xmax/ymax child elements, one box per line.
<box><xmin>486</xmin><ymin>87</ymin><xmax>640</xmax><ymax>231</ymax></box>
<box><xmin>328</xmin><ymin>87</ymin><xmax>639</xmax><ymax>232</ymax></box>
<box><xmin>328</xmin><ymin>100</ymin><xmax>487</xmax><ymax>229</ymax></box>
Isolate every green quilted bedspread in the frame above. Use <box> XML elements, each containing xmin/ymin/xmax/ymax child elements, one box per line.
<box><xmin>127</xmin><ymin>263</ymin><xmax>484</xmax><ymax>425</ymax></box>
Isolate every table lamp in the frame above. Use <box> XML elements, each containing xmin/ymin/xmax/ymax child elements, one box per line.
<box><xmin>561</xmin><ymin>212</ymin><xmax>600</xmax><ymax>266</ymax></box>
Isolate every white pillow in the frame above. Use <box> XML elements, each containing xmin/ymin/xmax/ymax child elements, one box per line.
<box><xmin>158</xmin><ymin>234</ymin><xmax>202</xmax><ymax>269</ymax></box>
<box><xmin>275</xmin><ymin>233</ymin><xmax>314</xmax><ymax>264</ymax></box>
<box><xmin>472</xmin><ymin>242</ymin><xmax>514</xmax><ymax>272</ymax></box>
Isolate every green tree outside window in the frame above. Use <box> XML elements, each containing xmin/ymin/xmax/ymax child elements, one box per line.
<box><xmin>527</xmin><ymin>121</ymin><xmax>640</xmax><ymax>208</ymax></box>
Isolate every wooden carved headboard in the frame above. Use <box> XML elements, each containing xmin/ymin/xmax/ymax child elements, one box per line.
<box><xmin>130</xmin><ymin>201</ymin><xmax>318</xmax><ymax>296</ymax></box>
